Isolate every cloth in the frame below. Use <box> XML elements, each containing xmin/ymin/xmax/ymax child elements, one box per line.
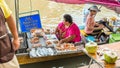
<box><xmin>57</xmin><ymin>22</ymin><xmax>81</xmax><ymax>42</ymax></box>
<box><xmin>0</xmin><ymin>0</ymin><xmax>12</xmax><ymax>18</ymax></box>
<box><xmin>85</xmin><ymin>14</ymin><xmax>96</xmax><ymax>34</ymax></box>
<box><xmin>0</xmin><ymin>55</ymin><xmax>20</xmax><ymax>68</ymax></box>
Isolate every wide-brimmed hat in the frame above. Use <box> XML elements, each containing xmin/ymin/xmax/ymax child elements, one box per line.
<box><xmin>88</xmin><ymin>5</ymin><xmax>100</xmax><ymax>12</ymax></box>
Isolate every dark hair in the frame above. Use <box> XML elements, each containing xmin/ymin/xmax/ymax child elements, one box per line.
<box><xmin>63</xmin><ymin>14</ymin><xmax>73</xmax><ymax>24</ymax></box>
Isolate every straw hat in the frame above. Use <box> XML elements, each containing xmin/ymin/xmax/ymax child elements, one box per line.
<box><xmin>88</xmin><ymin>5</ymin><xmax>100</xmax><ymax>12</ymax></box>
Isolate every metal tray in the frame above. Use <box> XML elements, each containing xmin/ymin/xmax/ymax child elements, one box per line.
<box><xmin>27</xmin><ymin>37</ymin><xmax>57</xmax><ymax>58</ymax></box>
<box><xmin>27</xmin><ymin>37</ymin><xmax>46</xmax><ymax>48</ymax></box>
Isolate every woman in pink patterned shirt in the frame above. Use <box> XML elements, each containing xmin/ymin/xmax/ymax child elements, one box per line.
<box><xmin>55</xmin><ymin>14</ymin><xmax>81</xmax><ymax>44</ymax></box>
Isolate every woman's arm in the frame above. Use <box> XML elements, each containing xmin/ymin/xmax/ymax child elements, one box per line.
<box><xmin>55</xmin><ymin>27</ymin><xmax>59</xmax><ymax>35</ymax></box>
<box><xmin>94</xmin><ymin>23</ymin><xmax>104</xmax><ymax>30</ymax></box>
<box><xmin>55</xmin><ymin>27</ymin><xmax>62</xmax><ymax>40</ymax></box>
<box><xmin>59</xmin><ymin>35</ymin><xmax>76</xmax><ymax>44</ymax></box>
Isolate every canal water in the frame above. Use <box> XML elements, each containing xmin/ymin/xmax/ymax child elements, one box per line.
<box><xmin>20</xmin><ymin>55</ymin><xmax>91</xmax><ymax>68</ymax></box>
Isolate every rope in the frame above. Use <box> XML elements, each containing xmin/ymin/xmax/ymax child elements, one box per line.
<box><xmin>15</xmin><ymin>0</ymin><xmax>19</xmax><ymax>32</ymax></box>
<box><xmin>30</xmin><ymin>0</ymin><xmax>33</xmax><ymax>15</ymax></box>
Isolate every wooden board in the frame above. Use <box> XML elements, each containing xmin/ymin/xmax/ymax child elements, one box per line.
<box><xmin>17</xmin><ymin>52</ymin><xmax>84</xmax><ymax>65</ymax></box>
<box><xmin>85</xmin><ymin>42</ymin><xmax>120</xmax><ymax>68</ymax></box>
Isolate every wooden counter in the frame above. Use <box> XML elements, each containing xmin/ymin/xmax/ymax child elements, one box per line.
<box><xmin>99</xmin><ymin>42</ymin><xmax>120</xmax><ymax>68</ymax></box>
<box><xmin>17</xmin><ymin>52</ymin><xmax>84</xmax><ymax>65</ymax></box>
<box><xmin>84</xmin><ymin>42</ymin><xmax>120</xmax><ymax>68</ymax></box>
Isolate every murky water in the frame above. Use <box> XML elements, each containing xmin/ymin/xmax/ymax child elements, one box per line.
<box><xmin>20</xmin><ymin>55</ymin><xmax>91</xmax><ymax>68</ymax></box>
<box><xmin>35</xmin><ymin>0</ymin><xmax>116</xmax><ymax>28</ymax></box>
<box><xmin>6</xmin><ymin>0</ymin><xmax>118</xmax><ymax>29</ymax></box>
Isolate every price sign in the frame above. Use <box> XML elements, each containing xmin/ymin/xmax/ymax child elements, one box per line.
<box><xmin>19</xmin><ymin>13</ymin><xmax>42</xmax><ymax>32</ymax></box>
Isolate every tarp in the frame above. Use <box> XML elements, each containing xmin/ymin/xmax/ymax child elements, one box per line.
<box><xmin>51</xmin><ymin>0</ymin><xmax>120</xmax><ymax>14</ymax></box>
<box><xmin>51</xmin><ymin>0</ymin><xmax>85</xmax><ymax>4</ymax></box>
<box><xmin>86</xmin><ymin>0</ymin><xmax>120</xmax><ymax>7</ymax></box>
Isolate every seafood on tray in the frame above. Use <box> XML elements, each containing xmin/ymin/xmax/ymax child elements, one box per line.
<box><xmin>46</xmin><ymin>40</ymin><xmax>53</xmax><ymax>46</ymax></box>
<box><xmin>36</xmin><ymin>47</ymin><xmax>55</xmax><ymax>57</ymax></box>
<box><xmin>46</xmin><ymin>40</ymin><xmax>59</xmax><ymax>47</ymax></box>
<box><xmin>30</xmin><ymin>37</ymin><xmax>39</xmax><ymax>44</ymax></box>
<box><xmin>55</xmin><ymin>43</ymin><xmax>77</xmax><ymax>52</ymax></box>
<box><xmin>29</xmin><ymin>47</ymin><xmax>56</xmax><ymax>57</ymax></box>
<box><xmin>44</xmin><ymin>28</ymin><xmax>55</xmax><ymax>34</ymax></box>
<box><xmin>44</xmin><ymin>28</ymin><xmax>51</xmax><ymax>34</ymax></box>
<box><xmin>29</xmin><ymin>48</ymin><xmax>37</xmax><ymax>57</ymax></box>
<box><xmin>44</xmin><ymin>34</ymin><xmax>58</xmax><ymax>40</ymax></box>
<box><xmin>32</xmin><ymin>43</ymin><xmax>42</xmax><ymax>48</ymax></box>
<box><xmin>30</xmin><ymin>28</ymin><xmax>45</xmax><ymax>37</ymax></box>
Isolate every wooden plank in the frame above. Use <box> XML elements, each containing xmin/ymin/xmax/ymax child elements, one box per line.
<box><xmin>17</xmin><ymin>52</ymin><xmax>84</xmax><ymax>65</ymax></box>
<box><xmin>85</xmin><ymin>42</ymin><xmax>120</xmax><ymax>68</ymax></box>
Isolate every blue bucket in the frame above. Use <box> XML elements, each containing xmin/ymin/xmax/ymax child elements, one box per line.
<box><xmin>86</xmin><ymin>36</ymin><xmax>95</xmax><ymax>42</ymax></box>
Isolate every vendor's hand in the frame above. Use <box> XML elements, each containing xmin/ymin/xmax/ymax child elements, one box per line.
<box><xmin>95</xmin><ymin>23</ymin><xmax>99</xmax><ymax>26</ymax></box>
<box><xmin>58</xmin><ymin>39</ymin><xmax>63</xmax><ymax>45</ymax></box>
<box><xmin>13</xmin><ymin>38</ymin><xmax>20</xmax><ymax>51</ymax></box>
<box><xmin>88</xmin><ymin>27</ymin><xmax>94</xmax><ymax>31</ymax></box>
<box><xmin>99</xmin><ymin>24</ymin><xmax>105</xmax><ymax>28</ymax></box>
